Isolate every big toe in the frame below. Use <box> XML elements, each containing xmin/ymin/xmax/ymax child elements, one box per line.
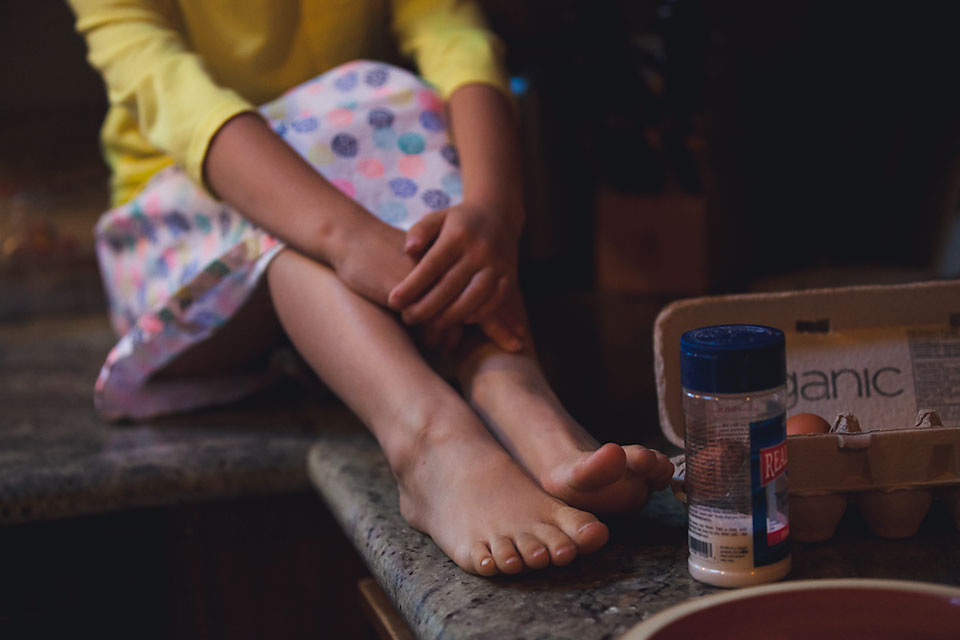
<box><xmin>568</xmin><ymin>443</ymin><xmax>627</xmax><ymax>491</ymax></box>
<box><xmin>554</xmin><ymin>504</ymin><xmax>609</xmax><ymax>554</ymax></box>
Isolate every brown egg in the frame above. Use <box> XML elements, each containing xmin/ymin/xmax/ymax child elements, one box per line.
<box><xmin>787</xmin><ymin>412</ymin><xmax>830</xmax><ymax>436</ymax></box>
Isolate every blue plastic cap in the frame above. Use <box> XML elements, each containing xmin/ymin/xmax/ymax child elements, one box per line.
<box><xmin>681</xmin><ymin>324</ymin><xmax>786</xmax><ymax>394</ymax></box>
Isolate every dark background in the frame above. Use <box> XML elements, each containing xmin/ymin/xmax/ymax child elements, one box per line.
<box><xmin>3</xmin><ymin>0</ymin><xmax>959</xmax><ymax>297</ymax></box>
<box><xmin>484</xmin><ymin>0</ymin><xmax>960</xmax><ymax>292</ymax></box>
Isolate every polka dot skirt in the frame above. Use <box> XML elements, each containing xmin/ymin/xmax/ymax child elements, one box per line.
<box><xmin>93</xmin><ymin>60</ymin><xmax>462</xmax><ymax>419</ymax></box>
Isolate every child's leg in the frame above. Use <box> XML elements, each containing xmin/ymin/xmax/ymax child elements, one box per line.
<box><xmin>265</xmin><ymin>249</ymin><xmax>609</xmax><ymax>575</ymax></box>
<box><xmin>453</xmin><ymin>297</ymin><xmax>675</xmax><ymax>514</ymax></box>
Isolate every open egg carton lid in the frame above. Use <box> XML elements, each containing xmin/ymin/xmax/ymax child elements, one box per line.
<box><xmin>653</xmin><ymin>279</ymin><xmax>960</xmax><ymax>540</ymax></box>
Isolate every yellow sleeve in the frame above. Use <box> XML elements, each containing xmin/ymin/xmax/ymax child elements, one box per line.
<box><xmin>67</xmin><ymin>0</ymin><xmax>254</xmax><ymax>191</ymax></box>
<box><xmin>391</xmin><ymin>0</ymin><xmax>511</xmax><ymax>100</ymax></box>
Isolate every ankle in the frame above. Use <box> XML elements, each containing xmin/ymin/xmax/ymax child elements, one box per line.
<box><xmin>463</xmin><ymin>362</ymin><xmax>554</xmax><ymax>411</ymax></box>
<box><xmin>463</xmin><ymin>374</ymin><xmax>600</xmax><ymax>472</ymax></box>
<box><xmin>379</xmin><ymin>402</ymin><xmax>476</xmax><ymax>482</ymax></box>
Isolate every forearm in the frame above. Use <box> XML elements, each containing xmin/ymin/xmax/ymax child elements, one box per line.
<box><xmin>447</xmin><ymin>84</ymin><xmax>525</xmax><ymax>236</ymax></box>
<box><xmin>203</xmin><ymin>112</ymin><xmax>378</xmax><ymax>269</ymax></box>
<box><xmin>205</xmin><ymin>112</ymin><xmax>416</xmax><ymax>307</ymax></box>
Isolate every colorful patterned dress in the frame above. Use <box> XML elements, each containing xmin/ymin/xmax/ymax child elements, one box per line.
<box><xmin>94</xmin><ymin>61</ymin><xmax>464</xmax><ymax>419</ymax></box>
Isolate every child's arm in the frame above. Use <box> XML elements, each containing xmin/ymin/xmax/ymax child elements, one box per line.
<box><xmin>68</xmin><ymin>0</ymin><xmax>414</xmax><ymax>308</ymax></box>
<box><xmin>204</xmin><ymin>113</ymin><xmax>416</xmax><ymax>307</ymax></box>
<box><xmin>71</xmin><ymin>0</ymin><xmax>524</xmax><ymax>348</ymax></box>
<box><xmin>206</xmin><ymin>112</ymin><xmax>523</xmax><ymax>354</ymax></box>
<box><xmin>386</xmin><ymin>83</ymin><xmax>527</xmax><ymax>339</ymax></box>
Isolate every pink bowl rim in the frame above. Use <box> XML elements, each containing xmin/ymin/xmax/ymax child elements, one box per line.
<box><xmin>623</xmin><ymin>578</ymin><xmax>960</xmax><ymax>640</ymax></box>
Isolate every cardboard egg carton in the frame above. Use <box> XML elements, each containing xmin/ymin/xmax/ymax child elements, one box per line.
<box><xmin>654</xmin><ymin>279</ymin><xmax>960</xmax><ymax>542</ymax></box>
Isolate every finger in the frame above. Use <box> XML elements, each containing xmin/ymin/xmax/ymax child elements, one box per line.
<box><xmin>441</xmin><ymin>325</ymin><xmax>463</xmax><ymax>354</ymax></box>
<box><xmin>501</xmin><ymin>286</ymin><xmax>530</xmax><ymax>339</ymax></box>
<box><xmin>471</xmin><ymin>282</ymin><xmax>528</xmax><ymax>344</ymax></box>
<box><xmin>388</xmin><ymin>239</ymin><xmax>461</xmax><ymax>310</ymax></box>
<box><xmin>401</xmin><ymin>263</ymin><xmax>474</xmax><ymax>325</ymax></box>
<box><xmin>420</xmin><ymin>325</ymin><xmax>444</xmax><ymax>351</ymax></box>
<box><xmin>405</xmin><ymin>211</ymin><xmax>446</xmax><ymax>256</ymax></box>
<box><xmin>487</xmin><ymin>304</ymin><xmax>527</xmax><ymax>348</ymax></box>
<box><xmin>430</xmin><ymin>269</ymin><xmax>499</xmax><ymax>329</ymax></box>
<box><xmin>479</xmin><ymin>317</ymin><xmax>523</xmax><ymax>352</ymax></box>
<box><xmin>463</xmin><ymin>276</ymin><xmax>510</xmax><ymax>324</ymax></box>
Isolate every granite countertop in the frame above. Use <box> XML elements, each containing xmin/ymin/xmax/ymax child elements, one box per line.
<box><xmin>0</xmin><ymin>314</ymin><xmax>356</xmax><ymax>524</ymax></box>
<box><xmin>308</xmin><ymin>432</ymin><xmax>960</xmax><ymax>640</ymax></box>
<box><xmin>4</xmin><ymin>310</ymin><xmax>959</xmax><ymax>639</ymax></box>
<box><xmin>0</xmin><ymin>292</ymin><xmax>665</xmax><ymax>526</ymax></box>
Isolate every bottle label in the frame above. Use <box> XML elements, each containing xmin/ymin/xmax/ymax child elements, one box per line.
<box><xmin>686</xmin><ymin>412</ymin><xmax>789</xmax><ymax>569</ymax></box>
<box><xmin>749</xmin><ymin>414</ymin><xmax>790</xmax><ymax>565</ymax></box>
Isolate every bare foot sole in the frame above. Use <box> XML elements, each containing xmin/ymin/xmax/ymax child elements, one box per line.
<box><xmin>392</xmin><ymin>408</ymin><xmax>610</xmax><ymax>576</ymax></box>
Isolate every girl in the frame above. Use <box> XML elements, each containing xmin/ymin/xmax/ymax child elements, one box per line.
<box><xmin>69</xmin><ymin>0</ymin><xmax>674</xmax><ymax>576</ymax></box>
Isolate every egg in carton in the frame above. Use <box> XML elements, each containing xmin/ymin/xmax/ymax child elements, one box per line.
<box><xmin>787</xmin><ymin>410</ymin><xmax>960</xmax><ymax>541</ymax></box>
<box><xmin>655</xmin><ymin>279</ymin><xmax>960</xmax><ymax>542</ymax></box>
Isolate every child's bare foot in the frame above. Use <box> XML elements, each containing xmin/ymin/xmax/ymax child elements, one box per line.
<box><xmin>461</xmin><ymin>353</ymin><xmax>674</xmax><ymax>514</ymax></box>
<box><xmin>540</xmin><ymin>441</ymin><xmax>675</xmax><ymax>513</ymax></box>
<box><xmin>388</xmin><ymin>405</ymin><xmax>609</xmax><ymax>576</ymax></box>
<box><xmin>265</xmin><ymin>251</ymin><xmax>608</xmax><ymax>576</ymax></box>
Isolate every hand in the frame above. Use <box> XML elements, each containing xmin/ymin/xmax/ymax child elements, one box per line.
<box><xmin>420</xmin><ymin>296</ymin><xmax>525</xmax><ymax>356</ymax></box>
<box><xmin>386</xmin><ymin>202</ymin><xmax>524</xmax><ymax>345</ymax></box>
<box><xmin>418</xmin><ymin>286</ymin><xmax>529</xmax><ymax>357</ymax></box>
<box><xmin>476</xmin><ymin>285</ymin><xmax>529</xmax><ymax>354</ymax></box>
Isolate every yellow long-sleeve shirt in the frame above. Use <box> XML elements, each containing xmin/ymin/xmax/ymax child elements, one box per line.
<box><xmin>67</xmin><ymin>0</ymin><xmax>509</xmax><ymax>205</ymax></box>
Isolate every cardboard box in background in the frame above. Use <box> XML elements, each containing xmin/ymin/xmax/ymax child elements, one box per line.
<box><xmin>593</xmin><ymin>186</ymin><xmax>709</xmax><ymax>296</ymax></box>
<box><xmin>654</xmin><ymin>280</ymin><xmax>960</xmax><ymax>542</ymax></box>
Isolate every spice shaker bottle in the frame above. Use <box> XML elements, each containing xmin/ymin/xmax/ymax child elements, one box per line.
<box><xmin>681</xmin><ymin>324</ymin><xmax>791</xmax><ymax>587</ymax></box>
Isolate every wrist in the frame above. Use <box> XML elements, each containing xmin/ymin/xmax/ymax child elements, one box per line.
<box><xmin>315</xmin><ymin>203</ymin><xmax>370</xmax><ymax>272</ymax></box>
<box><xmin>462</xmin><ymin>193</ymin><xmax>526</xmax><ymax>238</ymax></box>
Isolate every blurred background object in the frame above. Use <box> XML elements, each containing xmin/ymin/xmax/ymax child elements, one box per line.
<box><xmin>3</xmin><ymin>0</ymin><xmax>959</xmax><ymax>313</ymax></box>
<box><xmin>483</xmin><ymin>0</ymin><xmax>960</xmax><ymax>295</ymax></box>
<box><xmin>0</xmin><ymin>0</ymin><xmax>109</xmax><ymax>319</ymax></box>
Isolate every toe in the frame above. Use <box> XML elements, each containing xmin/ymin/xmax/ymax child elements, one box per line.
<box><xmin>624</xmin><ymin>446</ymin><xmax>660</xmax><ymax>475</ymax></box>
<box><xmin>553</xmin><ymin>505</ymin><xmax>609</xmax><ymax>555</ymax></box>
<box><xmin>532</xmin><ymin>523</ymin><xmax>578</xmax><ymax>566</ymax></box>
<box><xmin>652</xmin><ymin>451</ymin><xmax>675</xmax><ymax>490</ymax></box>
<box><xmin>569</xmin><ymin>443</ymin><xmax>627</xmax><ymax>491</ymax></box>
<box><xmin>625</xmin><ymin>447</ymin><xmax>675</xmax><ymax>491</ymax></box>
<box><xmin>491</xmin><ymin>536</ymin><xmax>524</xmax><ymax>574</ymax></box>
<box><xmin>647</xmin><ymin>449</ymin><xmax>674</xmax><ymax>491</ymax></box>
<box><xmin>470</xmin><ymin>542</ymin><xmax>498</xmax><ymax>577</ymax></box>
<box><xmin>514</xmin><ymin>533</ymin><xmax>550</xmax><ymax>570</ymax></box>
<box><xmin>573</xmin><ymin>520</ymin><xmax>610</xmax><ymax>554</ymax></box>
